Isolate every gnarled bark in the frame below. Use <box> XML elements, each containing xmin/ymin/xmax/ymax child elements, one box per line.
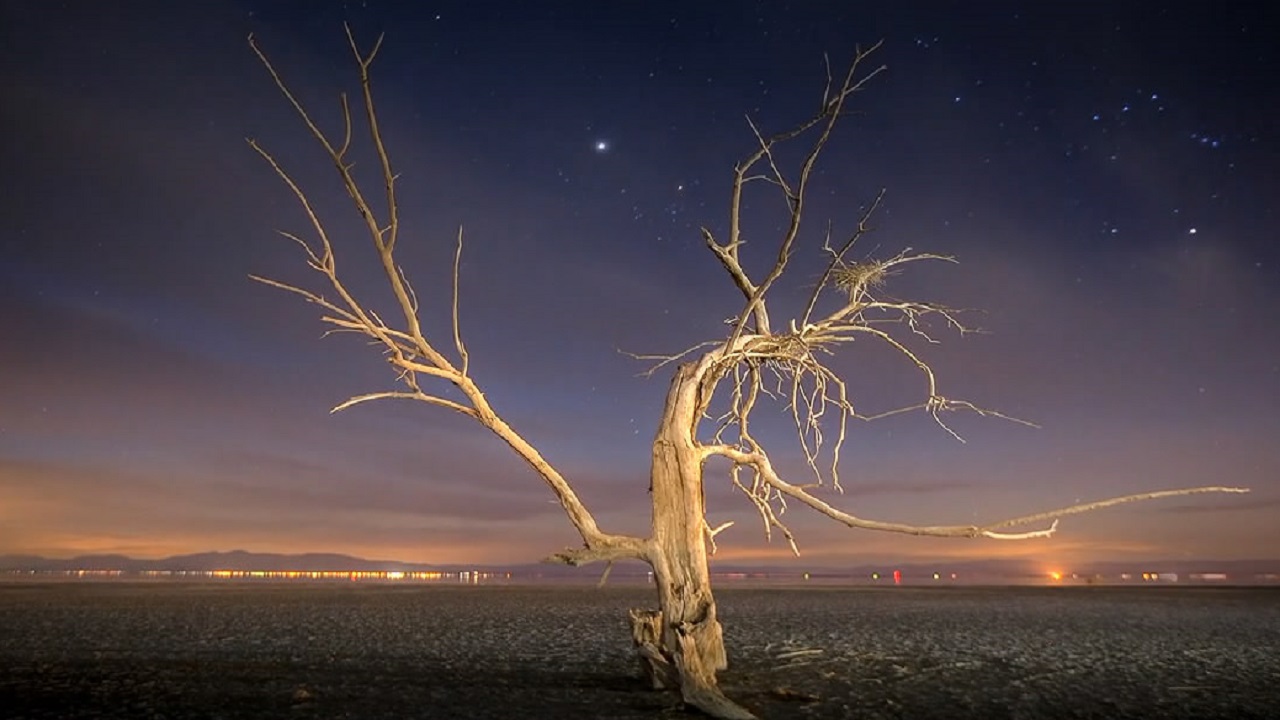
<box><xmin>629</xmin><ymin>360</ymin><xmax>754</xmax><ymax>719</ymax></box>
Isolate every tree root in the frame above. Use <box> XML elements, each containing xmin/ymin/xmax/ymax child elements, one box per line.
<box><xmin>630</xmin><ymin>608</ymin><xmax>678</xmax><ymax>689</ymax></box>
<box><xmin>680</xmin><ymin>681</ymin><xmax>758</xmax><ymax>720</ymax></box>
<box><xmin>630</xmin><ymin>607</ymin><xmax>757</xmax><ymax>719</ymax></box>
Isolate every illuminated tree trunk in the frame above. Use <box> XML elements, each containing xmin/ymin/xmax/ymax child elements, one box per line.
<box><xmin>630</xmin><ymin>360</ymin><xmax>754</xmax><ymax>719</ymax></box>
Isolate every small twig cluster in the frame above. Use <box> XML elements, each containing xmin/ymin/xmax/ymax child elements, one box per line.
<box><xmin>636</xmin><ymin>42</ymin><xmax>1247</xmax><ymax>553</ymax></box>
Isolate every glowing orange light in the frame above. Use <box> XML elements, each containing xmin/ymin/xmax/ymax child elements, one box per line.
<box><xmin>1049</xmin><ymin>571</ymin><xmax>1063</xmax><ymax>581</ymax></box>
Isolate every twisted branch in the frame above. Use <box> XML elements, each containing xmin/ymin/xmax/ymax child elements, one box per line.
<box><xmin>248</xmin><ymin>27</ymin><xmax>640</xmax><ymax>563</ymax></box>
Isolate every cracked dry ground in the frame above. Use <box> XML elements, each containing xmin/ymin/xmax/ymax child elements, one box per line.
<box><xmin>2</xmin><ymin>583</ymin><xmax>1276</xmax><ymax>719</ymax></box>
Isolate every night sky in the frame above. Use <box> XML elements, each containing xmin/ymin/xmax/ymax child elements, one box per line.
<box><xmin>2</xmin><ymin>2</ymin><xmax>1276</xmax><ymax>568</ymax></box>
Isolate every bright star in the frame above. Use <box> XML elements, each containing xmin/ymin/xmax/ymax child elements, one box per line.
<box><xmin>594</xmin><ymin>140</ymin><xmax>610</xmax><ymax>153</ymax></box>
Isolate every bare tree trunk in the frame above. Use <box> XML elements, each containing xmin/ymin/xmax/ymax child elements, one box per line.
<box><xmin>630</xmin><ymin>362</ymin><xmax>755</xmax><ymax>719</ymax></box>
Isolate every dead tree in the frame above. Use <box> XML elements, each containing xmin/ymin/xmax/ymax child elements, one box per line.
<box><xmin>246</xmin><ymin>28</ymin><xmax>1248</xmax><ymax>720</ymax></box>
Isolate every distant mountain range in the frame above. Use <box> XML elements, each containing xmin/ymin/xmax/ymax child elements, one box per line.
<box><xmin>1</xmin><ymin>550</ymin><xmax>1276</xmax><ymax>580</ymax></box>
<box><xmin>0</xmin><ymin>550</ymin><xmax>448</xmax><ymax>574</ymax></box>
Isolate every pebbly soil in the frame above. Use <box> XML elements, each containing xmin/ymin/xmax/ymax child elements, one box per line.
<box><xmin>0</xmin><ymin>582</ymin><xmax>1276</xmax><ymax>719</ymax></box>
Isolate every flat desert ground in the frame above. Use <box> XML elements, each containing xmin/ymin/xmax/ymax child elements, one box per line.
<box><xmin>1</xmin><ymin>582</ymin><xmax>1276</xmax><ymax>718</ymax></box>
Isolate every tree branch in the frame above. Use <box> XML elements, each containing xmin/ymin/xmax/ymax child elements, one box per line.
<box><xmin>451</xmin><ymin>226</ymin><xmax>470</xmax><ymax>376</ymax></box>
<box><xmin>545</xmin><ymin>535</ymin><xmax>650</xmax><ymax>566</ymax></box>
<box><xmin>715</xmin><ymin>42</ymin><xmax>886</xmax><ymax>355</ymax></box>
<box><xmin>705</xmin><ymin>444</ymin><xmax>1248</xmax><ymax>545</ymax></box>
<box><xmin>344</xmin><ymin>24</ymin><xmax>398</xmax><ymax>253</ymax></box>
<box><xmin>799</xmin><ymin>187</ymin><xmax>886</xmax><ymax>328</ymax></box>
<box><xmin>250</xmin><ymin>30</ymin><xmax>627</xmax><ymax>559</ymax></box>
<box><xmin>331</xmin><ymin>391</ymin><xmax>477</xmax><ymax>417</ymax></box>
<box><xmin>980</xmin><ymin>487</ymin><xmax>1252</xmax><ymax>533</ymax></box>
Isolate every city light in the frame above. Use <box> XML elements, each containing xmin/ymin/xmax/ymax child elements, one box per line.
<box><xmin>0</xmin><ymin>568</ymin><xmax>512</xmax><ymax>582</ymax></box>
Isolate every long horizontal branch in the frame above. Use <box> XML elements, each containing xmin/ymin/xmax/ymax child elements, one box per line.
<box><xmin>979</xmin><ymin>486</ymin><xmax>1252</xmax><ymax>532</ymax></box>
<box><xmin>705</xmin><ymin>444</ymin><xmax>1249</xmax><ymax>540</ymax></box>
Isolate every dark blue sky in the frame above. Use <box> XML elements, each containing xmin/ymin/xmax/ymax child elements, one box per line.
<box><xmin>1</xmin><ymin>1</ymin><xmax>1276</xmax><ymax>567</ymax></box>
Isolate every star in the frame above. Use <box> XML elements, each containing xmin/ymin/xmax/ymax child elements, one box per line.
<box><xmin>594</xmin><ymin>139</ymin><xmax>610</xmax><ymax>153</ymax></box>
